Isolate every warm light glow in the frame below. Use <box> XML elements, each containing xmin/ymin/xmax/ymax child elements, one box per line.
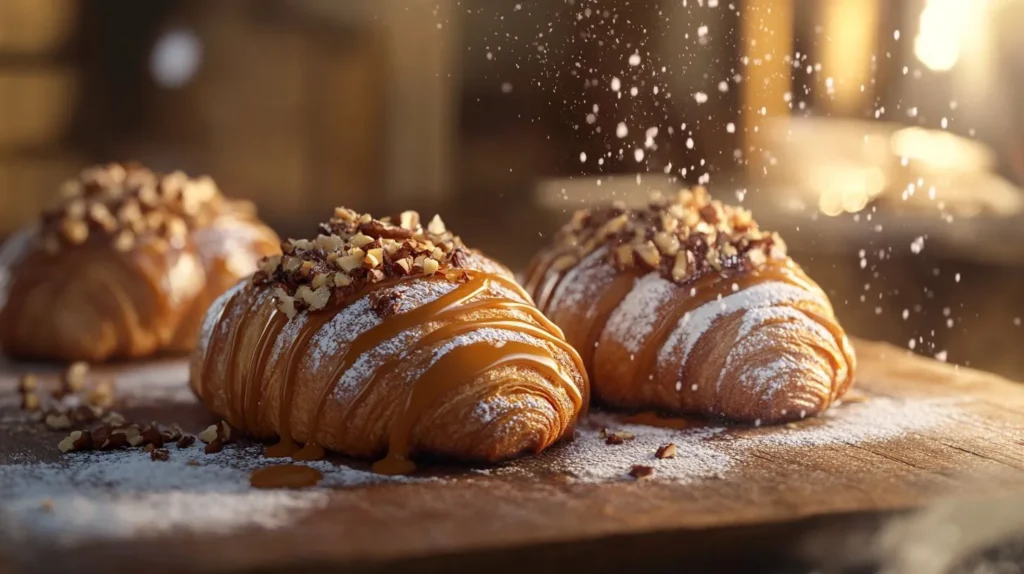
<box><xmin>913</xmin><ymin>0</ymin><xmax>977</xmax><ymax>72</ymax></box>
<box><xmin>814</xmin><ymin>164</ymin><xmax>887</xmax><ymax>217</ymax></box>
<box><xmin>890</xmin><ymin>127</ymin><xmax>992</xmax><ymax>172</ymax></box>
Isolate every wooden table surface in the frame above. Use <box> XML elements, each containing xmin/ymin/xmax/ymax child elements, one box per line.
<box><xmin>2</xmin><ymin>338</ymin><xmax>1024</xmax><ymax>574</ymax></box>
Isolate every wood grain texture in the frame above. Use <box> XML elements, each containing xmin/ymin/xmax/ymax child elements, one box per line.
<box><xmin>0</xmin><ymin>338</ymin><xmax>1023</xmax><ymax>574</ymax></box>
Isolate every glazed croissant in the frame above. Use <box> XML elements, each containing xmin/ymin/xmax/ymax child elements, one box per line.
<box><xmin>190</xmin><ymin>208</ymin><xmax>587</xmax><ymax>473</ymax></box>
<box><xmin>0</xmin><ymin>163</ymin><xmax>280</xmax><ymax>362</ymax></box>
<box><xmin>525</xmin><ymin>188</ymin><xmax>855</xmax><ymax>424</ymax></box>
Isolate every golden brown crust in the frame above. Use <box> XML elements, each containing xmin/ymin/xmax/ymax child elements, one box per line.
<box><xmin>191</xmin><ymin>208</ymin><xmax>587</xmax><ymax>470</ymax></box>
<box><xmin>0</xmin><ymin>163</ymin><xmax>280</xmax><ymax>362</ymax></box>
<box><xmin>526</xmin><ymin>190</ymin><xmax>855</xmax><ymax>424</ymax></box>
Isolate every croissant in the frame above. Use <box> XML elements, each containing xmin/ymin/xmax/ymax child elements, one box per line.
<box><xmin>190</xmin><ymin>208</ymin><xmax>587</xmax><ymax>474</ymax></box>
<box><xmin>0</xmin><ymin>163</ymin><xmax>280</xmax><ymax>362</ymax></box>
<box><xmin>524</xmin><ymin>188</ymin><xmax>855</xmax><ymax>424</ymax></box>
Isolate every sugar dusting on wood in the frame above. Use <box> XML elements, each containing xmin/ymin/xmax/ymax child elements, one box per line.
<box><xmin>0</xmin><ymin>442</ymin><xmax>425</xmax><ymax>544</ymax></box>
<box><xmin>0</xmin><ymin>374</ymin><xmax>968</xmax><ymax>545</ymax></box>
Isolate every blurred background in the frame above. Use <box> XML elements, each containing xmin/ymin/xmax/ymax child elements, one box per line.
<box><xmin>2</xmin><ymin>0</ymin><xmax>1024</xmax><ymax>379</ymax></box>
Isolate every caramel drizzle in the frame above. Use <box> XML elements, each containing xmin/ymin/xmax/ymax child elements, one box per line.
<box><xmin>208</xmin><ymin>271</ymin><xmax>586</xmax><ymax>473</ymax></box>
<box><xmin>372</xmin><ymin>340</ymin><xmax>572</xmax><ymax>475</ymax></box>
<box><xmin>242</xmin><ymin>309</ymin><xmax>286</xmax><ymax>430</ymax></box>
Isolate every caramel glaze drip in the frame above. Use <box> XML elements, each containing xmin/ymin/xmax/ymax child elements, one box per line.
<box><xmin>250</xmin><ymin>464</ymin><xmax>323</xmax><ymax>489</ymax></box>
<box><xmin>526</xmin><ymin>253</ymin><xmax>855</xmax><ymax>405</ymax></box>
<box><xmin>201</xmin><ymin>271</ymin><xmax>587</xmax><ymax>475</ymax></box>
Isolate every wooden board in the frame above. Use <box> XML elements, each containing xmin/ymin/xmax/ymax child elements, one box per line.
<box><xmin>2</xmin><ymin>338</ymin><xmax>1024</xmax><ymax>574</ymax></box>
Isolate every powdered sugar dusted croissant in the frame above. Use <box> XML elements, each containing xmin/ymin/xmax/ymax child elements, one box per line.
<box><xmin>190</xmin><ymin>208</ymin><xmax>587</xmax><ymax>474</ymax></box>
<box><xmin>0</xmin><ymin>163</ymin><xmax>280</xmax><ymax>362</ymax></box>
<box><xmin>525</xmin><ymin>188</ymin><xmax>855</xmax><ymax>424</ymax></box>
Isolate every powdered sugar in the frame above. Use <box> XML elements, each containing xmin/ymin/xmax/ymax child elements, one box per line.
<box><xmin>0</xmin><ymin>442</ymin><xmax>425</xmax><ymax>544</ymax></box>
<box><xmin>547</xmin><ymin>247</ymin><xmax>615</xmax><ymax>315</ymax></box>
<box><xmin>196</xmin><ymin>280</ymin><xmax>244</xmax><ymax>360</ymax></box>
<box><xmin>492</xmin><ymin>396</ymin><xmax>967</xmax><ymax>484</ymax></box>
<box><xmin>604</xmin><ymin>273</ymin><xmax>676</xmax><ymax>354</ymax></box>
<box><xmin>716</xmin><ymin>307</ymin><xmax>833</xmax><ymax>398</ymax></box>
<box><xmin>659</xmin><ymin>281</ymin><xmax>824</xmax><ymax>371</ymax></box>
<box><xmin>307</xmin><ymin>297</ymin><xmax>379</xmax><ymax>371</ymax></box>
<box><xmin>749</xmin><ymin>397</ymin><xmax>966</xmax><ymax>448</ymax></box>
<box><xmin>0</xmin><ymin>387</ymin><xmax>971</xmax><ymax>545</ymax></box>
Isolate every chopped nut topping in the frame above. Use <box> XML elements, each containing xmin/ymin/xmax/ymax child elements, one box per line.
<box><xmin>628</xmin><ymin>465</ymin><xmax>655</xmax><ymax>480</ymax></box>
<box><xmin>655</xmin><ymin>443</ymin><xmax>678</xmax><ymax>459</ymax></box>
<box><xmin>544</xmin><ymin>187</ymin><xmax>787</xmax><ymax>285</ymax></box>
<box><xmin>37</xmin><ymin>162</ymin><xmax>245</xmax><ymax>254</ymax></box>
<box><xmin>255</xmin><ymin>208</ymin><xmax>472</xmax><ymax>317</ymax></box>
<box><xmin>204</xmin><ymin>439</ymin><xmax>224</xmax><ymax>454</ymax></box>
<box><xmin>176</xmin><ymin>435</ymin><xmax>196</xmax><ymax>449</ymax></box>
<box><xmin>151</xmin><ymin>448</ymin><xmax>170</xmax><ymax>461</ymax></box>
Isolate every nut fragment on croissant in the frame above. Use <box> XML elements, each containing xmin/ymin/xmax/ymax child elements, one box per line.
<box><xmin>190</xmin><ymin>208</ymin><xmax>587</xmax><ymax>473</ymax></box>
<box><xmin>524</xmin><ymin>188</ymin><xmax>855</xmax><ymax>424</ymax></box>
<box><xmin>0</xmin><ymin>162</ymin><xmax>280</xmax><ymax>362</ymax></box>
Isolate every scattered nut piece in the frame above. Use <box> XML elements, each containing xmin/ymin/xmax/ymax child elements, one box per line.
<box><xmin>655</xmin><ymin>443</ymin><xmax>678</xmax><ymax>459</ymax></box>
<box><xmin>605</xmin><ymin>430</ymin><xmax>635</xmax><ymax>446</ymax></box>
<box><xmin>151</xmin><ymin>448</ymin><xmax>170</xmax><ymax>461</ymax></box>
<box><xmin>71</xmin><ymin>405</ymin><xmax>101</xmax><ymax>424</ymax></box>
<box><xmin>44</xmin><ymin>412</ymin><xmax>72</xmax><ymax>431</ymax></box>
<box><xmin>629</xmin><ymin>465</ymin><xmax>655</xmax><ymax>480</ymax></box>
<box><xmin>18</xmin><ymin>374</ymin><xmax>37</xmax><ymax>394</ymax></box>
<box><xmin>204</xmin><ymin>439</ymin><xmax>224</xmax><ymax>454</ymax></box>
<box><xmin>102</xmin><ymin>411</ymin><xmax>127</xmax><ymax>427</ymax></box>
<box><xmin>58</xmin><ymin>430</ymin><xmax>90</xmax><ymax>453</ymax></box>
<box><xmin>140</xmin><ymin>426</ymin><xmax>164</xmax><ymax>448</ymax></box>
<box><xmin>21</xmin><ymin>391</ymin><xmax>41</xmax><ymax>412</ymax></box>
<box><xmin>62</xmin><ymin>361</ymin><xmax>89</xmax><ymax>393</ymax></box>
<box><xmin>86</xmin><ymin>379</ymin><xmax>115</xmax><ymax>408</ymax></box>
<box><xmin>176</xmin><ymin>435</ymin><xmax>196</xmax><ymax>449</ymax></box>
<box><xmin>197</xmin><ymin>424</ymin><xmax>219</xmax><ymax>444</ymax></box>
